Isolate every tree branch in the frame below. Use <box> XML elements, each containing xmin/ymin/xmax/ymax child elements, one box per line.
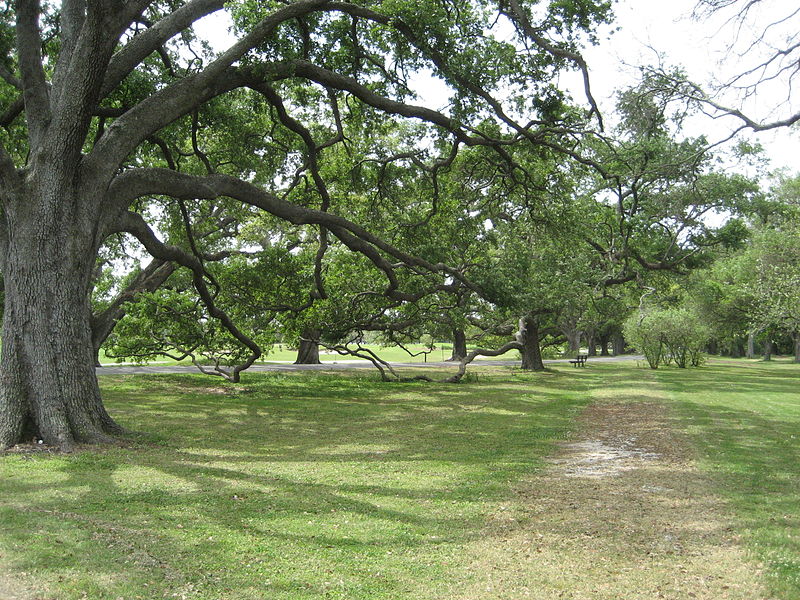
<box><xmin>117</xmin><ymin>211</ymin><xmax>261</xmax><ymax>382</ymax></box>
<box><xmin>101</xmin><ymin>0</ymin><xmax>225</xmax><ymax>95</ymax></box>
<box><xmin>106</xmin><ymin>168</ymin><xmax>485</xmax><ymax>299</ymax></box>
<box><xmin>15</xmin><ymin>0</ymin><xmax>51</xmax><ymax>146</ymax></box>
<box><xmin>502</xmin><ymin>0</ymin><xmax>604</xmax><ymax>130</ymax></box>
<box><xmin>442</xmin><ymin>340</ymin><xmax>523</xmax><ymax>383</ymax></box>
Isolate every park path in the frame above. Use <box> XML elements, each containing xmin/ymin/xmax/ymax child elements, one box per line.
<box><xmin>0</xmin><ymin>557</ymin><xmax>38</xmax><ymax>600</ymax></box>
<box><xmin>94</xmin><ymin>354</ymin><xmax>639</xmax><ymax>375</ymax></box>
<box><xmin>454</xmin><ymin>378</ymin><xmax>767</xmax><ymax>599</ymax></box>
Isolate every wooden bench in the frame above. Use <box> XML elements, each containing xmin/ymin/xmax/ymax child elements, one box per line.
<box><xmin>569</xmin><ymin>354</ymin><xmax>588</xmax><ymax>367</ymax></box>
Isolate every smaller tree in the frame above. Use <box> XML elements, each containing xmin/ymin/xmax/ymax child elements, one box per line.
<box><xmin>749</xmin><ymin>227</ymin><xmax>800</xmax><ymax>362</ymax></box>
<box><xmin>624</xmin><ymin>307</ymin><xmax>710</xmax><ymax>369</ymax></box>
<box><xmin>623</xmin><ymin>310</ymin><xmax>665</xmax><ymax>369</ymax></box>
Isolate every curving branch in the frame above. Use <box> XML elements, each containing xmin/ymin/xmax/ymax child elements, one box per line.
<box><xmin>442</xmin><ymin>340</ymin><xmax>524</xmax><ymax>383</ymax></box>
<box><xmin>501</xmin><ymin>0</ymin><xmax>604</xmax><ymax>130</ymax></box>
<box><xmin>106</xmin><ymin>168</ymin><xmax>486</xmax><ymax>299</ymax></box>
<box><xmin>90</xmin><ymin>258</ymin><xmax>177</xmax><ymax>364</ymax></box>
<box><xmin>88</xmin><ymin>1</ymin><xmax>333</xmax><ymax>175</ymax></box>
<box><xmin>15</xmin><ymin>0</ymin><xmax>51</xmax><ymax>147</ymax></box>
<box><xmin>102</xmin><ymin>0</ymin><xmax>225</xmax><ymax>95</ymax></box>
<box><xmin>0</xmin><ymin>64</ymin><xmax>22</xmax><ymax>90</ymax></box>
<box><xmin>322</xmin><ymin>340</ymin><xmax>401</xmax><ymax>382</ymax></box>
<box><xmin>118</xmin><ymin>211</ymin><xmax>262</xmax><ymax>382</ymax></box>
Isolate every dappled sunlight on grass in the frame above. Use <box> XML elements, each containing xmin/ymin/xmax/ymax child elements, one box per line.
<box><xmin>0</xmin><ymin>367</ymin><xmax>590</xmax><ymax>600</ymax></box>
<box><xmin>658</xmin><ymin>358</ymin><xmax>800</xmax><ymax>598</ymax></box>
<box><xmin>3</xmin><ymin>360</ymin><xmax>796</xmax><ymax>598</ymax></box>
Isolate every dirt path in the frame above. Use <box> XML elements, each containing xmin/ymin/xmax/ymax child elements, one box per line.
<box><xmin>0</xmin><ymin>558</ymin><xmax>41</xmax><ymax>600</ymax></box>
<box><xmin>456</xmin><ymin>394</ymin><xmax>767</xmax><ymax>599</ymax></box>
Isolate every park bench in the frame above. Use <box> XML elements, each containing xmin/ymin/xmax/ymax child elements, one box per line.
<box><xmin>569</xmin><ymin>354</ymin><xmax>588</xmax><ymax>367</ymax></box>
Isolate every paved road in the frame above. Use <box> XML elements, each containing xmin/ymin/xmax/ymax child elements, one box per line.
<box><xmin>95</xmin><ymin>355</ymin><xmax>641</xmax><ymax>375</ymax></box>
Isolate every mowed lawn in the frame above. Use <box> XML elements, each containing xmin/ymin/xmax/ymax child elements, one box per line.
<box><xmin>1</xmin><ymin>359</ymin><xmax>799</xmax><ymax>599</ymax></box>
<box><xmin>0</xmin><ymin>367</ymin><xmax>591</xmax><ymax>600</ymax></box>
<box><xmin>658</xmin><ymin>359</ymin><xmax>800</xmax><ymax>598</ymax></box>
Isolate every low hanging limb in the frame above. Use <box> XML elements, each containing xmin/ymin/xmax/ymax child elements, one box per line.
<box><xmin>320</xmin><ymin>341</ymin><xmax>401</xmax><ymax>382</ymax></box>
<box><xmin>118</xmin><ymin>211</ymin><xmax>262</xmax><ymax>382</ymax></box>
<box><xmin>442</xmin><ymin>340</ymin><xmax>524</xmax><ymax>383</ymax></box>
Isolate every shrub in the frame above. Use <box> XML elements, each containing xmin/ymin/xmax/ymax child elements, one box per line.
<box><xmin>624</xmin><ymin>307</ymin><xmax>710</xmax><ymax>369</ymax></box>
<box><xmin>623</xmin><ymin>311</ymin><xmax>665</xmax><ymax>369</ymax></box>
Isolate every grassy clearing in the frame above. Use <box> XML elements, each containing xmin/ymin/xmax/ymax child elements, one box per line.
<box><xmin>656</xmin><ymin>358</ymin><xmax>800</xmax><ymax>599</ymax></box>
<box><xmin>0</xmin><ymin>366</ymin><xmax>589</xmax><ymax>600</ymax></box>
<box><xmin>3</xmin><ymin>359</ymin><xmax>799</xmax><ymax>599</ymax></box>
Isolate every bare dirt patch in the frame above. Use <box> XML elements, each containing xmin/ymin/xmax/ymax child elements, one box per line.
<box><xmin>0</xmin><ymin>558</ymin><xmax>47</xmax><ymax>600</ymax></box>
<box><xmin>455</xmin><ymin>399</ymin><xmax>767</xmax><ymax>599</ymax></box>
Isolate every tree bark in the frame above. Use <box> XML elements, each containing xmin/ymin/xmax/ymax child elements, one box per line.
<box><xmin>0</xmin><ymin>194</ymin><xmax>123</xmax><ymax>450</ymax></box>
<box><xmin>586</xmin><ymin>333</ymin><xmax>597</xmax><ymax>357</ymax></box>
<box><xmin>612</xmin><ymin>333</ymin><xmax>625</xmax><ymax>356</ymax></box>
<box><xmin>763</xmin><ymin>339</ymin><xmax>773</xmax><ymax>361</ymax></box>
<box><xmin>294</xmin><ymin>328</ymin><xmax>322</xmax><ymax>364</ymax></box>
<box><xmin>564</xmin><ymin>328</ymin><xmax>581</xmax><ymax>355</ymax></box>
<box><xmin>518</xmin><ymin>316</ymin><xmax>545</xmax><ymax>371</ymax></box>
<box><xmin>447</xmin><ymin>328</ymin><xmax>468</xmax><ymax>362</ymax></box>
<box><xmin>599</xmin><ymin>333</ymin><xmax>610</xmax><ymax>356</ymax></box>
<box><xmin>746</xmin><ymin>332</ymin><xmax>756</xmax><ymax>358</ymax></box>
<box><xmin>794</xmin><ymin>332</ymin><xmax>800</xmax><ymax>363</ymax></box>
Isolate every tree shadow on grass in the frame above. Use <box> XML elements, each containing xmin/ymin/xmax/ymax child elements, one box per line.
<box><xmin>0</xmin><ymin>369</ymin><xmax>594</xmax><ymax>599</ymax></box>
<box><xmin>657</xmin><ymin>361</ymin><xmax>800</xmax><ymax>598</ymax></box>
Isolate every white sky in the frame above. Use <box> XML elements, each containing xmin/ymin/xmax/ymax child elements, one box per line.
<box><xmin>562</xmin><ymin>0</ymin><xmax>800</xmax><ymax>174</ymax></box>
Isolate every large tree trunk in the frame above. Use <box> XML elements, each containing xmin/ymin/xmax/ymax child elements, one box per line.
<box><xmin>0</xmin><ymin>196</ymin><xmax>123</xmax><ymax>451</ymax></box>
<box><xmin>586</xmin><ymin>333</ymin><xmax>597</xmax><ymax>357</ymax></box>
<box><xmin>599</xmin><ymin>334</ymin><xmax>610</xmax><ymax>356</ymax></box>
<box><xmin>746</xmin><ymin>333</ymin><xmax>756</xmax><ymax>359</ymax></box>
<box><xmin>564</xmin><ymin>328</ymin><xmax>581</xmax><ymax>355</ymax></box>
<box><xmin>794</xmin><ymin>332</ymin><xmax>800</xmax><ymax>364</ymax></box>
<box><xmin>612</xmin><ymin>333</ymin><xmax>625</xmax><ymax>356</ymax></box>
<box><xmin>518</xmin><ymin>316</ymin><xmax>545</xmax><ymax>371</ymax></box>
<box><xmin>447</xmin><ymin>328</ymin><xmax>468</xmax><ymax>362</ymax></box>
<box><xmin>763</xmin><ymin>339</ymin><xmax>773</xmax><ymax>361</ymax></box>
<box><xmin>294</xmin><ymin>328</ymin><xmax>322</xmax><ymax>364</ymax></box>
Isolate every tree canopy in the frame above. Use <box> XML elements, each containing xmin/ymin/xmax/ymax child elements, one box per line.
<box><xmin>0</xmin><ymin>0</ymin><xmax>790</xmax><ymax>452</ymax></box>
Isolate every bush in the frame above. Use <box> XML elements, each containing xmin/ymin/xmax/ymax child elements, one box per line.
<box><xmin>623</xmin><ymin>311</ymin><xmax>665</xmax><ymax>369</ymax></box>
<box><xmin>624</xmin><ymin>308</ymin><xmax>710</xmax><ymax>369</ymax></box>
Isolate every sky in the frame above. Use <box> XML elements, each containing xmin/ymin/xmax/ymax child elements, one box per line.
<box><xmin>559</xmin><ymin>0</ymin><xmax>800</xmax><ymax>174</ymax></box>
<box><xmin>194</xmin><ymin>0</ymin><xmax>799</xmax><ymax>175</ymax></box>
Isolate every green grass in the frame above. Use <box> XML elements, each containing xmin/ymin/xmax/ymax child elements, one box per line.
<box><xmin>5</xmin><ymin>359</ymin><xmax>800</xmax><ymax>599</ymax></box>
<box><xmin>656</xmin><ymin>357</ymin><xmax>800</xmax><ymax>599</ymax></box>
<box><xmin>0</xmin><ymin>366</ymin><xmax>590</xmax><ymax>599</ymax></box>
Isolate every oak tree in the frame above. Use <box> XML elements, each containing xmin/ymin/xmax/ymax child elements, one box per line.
<box><xmin>0</xmin><ymin>0</ymin><xmax>611</xmax><ymax>449</ymax></box>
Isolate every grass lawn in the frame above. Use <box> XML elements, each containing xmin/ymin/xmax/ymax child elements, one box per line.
<box><xmin>0</xmin><ymin>366</ymin><xmax>590</xmax><ymax>599</ymax></box>
<box><xmin>2</xmin><ymin>359</ymin><xmax>799</xmax><ymax>599</ymax></box>
<box><xmin>657</xmin><ymin>357</ymin><xmax>800</xmax><ymax>598</ymax></box>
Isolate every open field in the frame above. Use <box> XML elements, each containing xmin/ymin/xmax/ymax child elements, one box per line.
<box><xmin>658</xmin><ymin>359</ymin><xmax>800</xmax><ymax>598</ymax></box>
<box><xmin>1</xmin><ymin>359</ymin><xmax>798</xmax><ymax>599</ymax></box>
